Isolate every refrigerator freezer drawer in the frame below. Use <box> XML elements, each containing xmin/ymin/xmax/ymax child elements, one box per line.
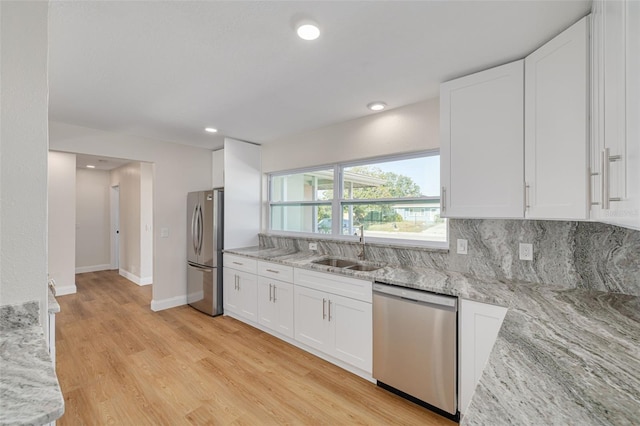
<box><xmin>187</xmin><ymin>263</ymin><xmax>222</xmax><ymax>316</ymax></box>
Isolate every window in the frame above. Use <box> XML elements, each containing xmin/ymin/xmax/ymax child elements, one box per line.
<box><xmin>268</xmin><ymin>151</ymin><xmax>446</xmax><ymax>246</ymax></box>
<box><xmin>269</xmin><ymin>168</ymin><xmax>334</xmax><ymax>234</ymax></box>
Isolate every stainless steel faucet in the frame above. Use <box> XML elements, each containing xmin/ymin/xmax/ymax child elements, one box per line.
<box><xmin>358</xmin><ymin>225</ymin><xmax>366</xmax><ymax>260</ymax></box>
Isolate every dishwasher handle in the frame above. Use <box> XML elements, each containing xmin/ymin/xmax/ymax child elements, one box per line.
<box><xmin>373</xmin><ymin>282</ymin><xmax>457</xmax><ymax>309</ymax></box>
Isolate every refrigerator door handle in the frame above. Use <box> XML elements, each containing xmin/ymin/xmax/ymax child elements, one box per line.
<box><xmin>197</xmin><ymin>205</ymin><xmax>203</xmax><ymax>255</ymax></box>
<box><xmin>191</xmin><ymin>204</ymin><xmax>199</xmax><ymax>255</ymax></box>
<box><xmin>188</xmin><ymin>262</ymin><xmax>213</xmax><ymax>273</ymax></box>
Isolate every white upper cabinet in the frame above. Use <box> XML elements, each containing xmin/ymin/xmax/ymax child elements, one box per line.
<box><xmin>440</xmin><ymin>60</ymin><xmax>525</xmax><ymax>219</ymax></box>
<box><xmin>591</xmin><ymin>0</ymin><xmax>640</xmax><ymax>230</ymax></box>
<box><xmin>524</xmin><ymin>17</ymin><xmax>589</xmax><ymax>220</ymax></box>
<box><xmin>223</xmin><ymin>138</ymin><xmax>262</xmax><ymax>249</ymax></box>
<box><xmin>212</xmin><ymin>148</ymin><xmax>224</xmax><ymax>188</ymax></box>
<box><xmin>441</xmin><ymin>16</ymin><xmax>593</xmax><ymax>221</ymax></box>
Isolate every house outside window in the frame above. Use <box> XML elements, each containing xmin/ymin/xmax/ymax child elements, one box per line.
<box><xmin>268</xmin><ymin>151</ymin><xmax>446</xmax><ymax>247</ymax></box>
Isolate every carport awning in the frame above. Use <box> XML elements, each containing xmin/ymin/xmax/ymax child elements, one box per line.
<box><xmin>308</xmin><ymin>170</ymin><xmax>385</xmax><ymax>190</ymax></box>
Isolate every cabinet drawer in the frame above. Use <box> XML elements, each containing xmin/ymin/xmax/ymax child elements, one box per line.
<box><xmin>294</xmin><ymin>268</ymin><xmax>372</xmax><ymax>303</ymax></box>
<box><xmin>258</xmin><ymin>261</ymin><xmax>294</xmax><ymax>282</ymax></box>
<box><xmin>223</xmin><ymin>254</ymin><xmax>257</xmax><ymax>274</ymax></box>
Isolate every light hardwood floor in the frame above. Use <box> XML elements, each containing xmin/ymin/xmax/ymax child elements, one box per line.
<box><xmin>56</xmin><ymin>271</ymin><xmax>456</xmax><ymax>425</ymax></box>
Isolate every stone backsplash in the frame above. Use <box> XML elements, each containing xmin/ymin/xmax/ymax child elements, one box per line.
<box><xmin>260</xmin><ymin>219</ymin><xmax>640</xmax><ymax>297</ymax></box>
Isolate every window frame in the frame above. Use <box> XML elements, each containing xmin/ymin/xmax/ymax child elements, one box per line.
<box><xmin>267</xmin><ymin>150</ymin><xmax>447</xmax><ymax>248</ymax></box>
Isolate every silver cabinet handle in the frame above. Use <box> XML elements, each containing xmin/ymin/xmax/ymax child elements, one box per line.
<box><xmin>601</xmin><ymin>148</ymin><xmax>623</xmax><ymax>209</ymax></box>
<box><xmin>232</xmin><ymin>261</ymin><xmax>243</xmax><ymax>266</ymax></box>
<box><xmin>235</xmin><ymin>275</ymin><xmax>239</xmax><ymax>291</ymax></box>
<box><xmin>273</xmin><ymin>286</ymin><xmax>277</xmax><ymax>303</ymax></box>
<box><xmin>265</xmin><ymin>269</ymin><xmax>279</xmax><ymax>274</ymax></box>
<box><xmin>322</xmin><ymin>298</ymin><xmax>326</xmax><ymax>319</ymax></box>
<box><xmin>328</xmin><ymin>300</ymin><xmax>332</xmax><ymax>322</ymax></box>
<box><xmin>268</xmin><ymin>283</ymin><xmax>272</xmax><ymax>301</ymax></box>
<box><xmin>602</xmin><ymin>148</ymin><xmax>610</xmax><ymax>209</ymax></box>
<box><xmin>525</xmin><ymin>183</ymin><xmax>531</xmax><ymax>211</ymax></box>
<box><xmin>441</xmin><ymin>187</ymin><xmax>447</xmax><ymax>214</ymax></box>
<box><xmin>589</xmin><ymin>167</ymin><xmax>599</xmax><ymax>206</ymax></box>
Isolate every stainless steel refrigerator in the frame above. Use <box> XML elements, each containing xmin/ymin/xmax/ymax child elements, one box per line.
<box><xmin>187</xmin><ymin>188</ymin><xmax>223</xmax><ymax>316</ymax></box>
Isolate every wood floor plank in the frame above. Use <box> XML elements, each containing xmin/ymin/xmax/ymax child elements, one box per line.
<box><xmin>56</xmin><ymin>271</ymin><xmax>456</xmax><ymax>425</ymax></box>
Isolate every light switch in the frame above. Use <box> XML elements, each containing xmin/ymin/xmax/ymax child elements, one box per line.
<box><xmin>160</xmin><ymin>227</ymin><xmax>169</xmax><ymax>238</ymax></box>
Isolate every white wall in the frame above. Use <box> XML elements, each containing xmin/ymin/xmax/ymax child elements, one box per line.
<box><xmin>48</xmin><ymin>152</ymin><xmax>77</xmax><ymax>295</ymax></box>
<box><xmin>49</xmin><ymin>121</ymin><xmax>212</xmax><ymax>311</ymax></box>
<box><xmin>75</xmin><ymin>168</ymin><xmax>111</xmax><ymax>273</ymax></box>
<box><xmin>261</xmin><ymin>99</ymin><xmax>440</xmax><ymax>173</ymax></box>
<box><xmin>0</xmin><ymin>1</ymin><xmax>49</xmax><ymax>328</ymax></box>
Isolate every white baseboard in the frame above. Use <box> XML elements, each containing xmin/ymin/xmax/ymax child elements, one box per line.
<box><xmin>139</xmin><ymin>275</ymin><xmax>153</xmax><ymax>285</ymax></box>
<box><xmin>119</xmin><ymin>269</ymin><xmax>153</xmax><ymax>286</ymax></box>
<box><xmin>55</xmin><ymin>284</ymin><xmax>77</xmax><ymax>296</ymax></box>
<box><xmin>151</xmin><ymin>295</ymin><xmax>187</xmax><ymax>312</ymax></box>
<box><xmin>75</xmin><ymin>264</ymin><xmax>111</xmax><ymax>274</ymax></box>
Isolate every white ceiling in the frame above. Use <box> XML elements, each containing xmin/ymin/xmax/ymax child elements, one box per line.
<box><xmin>48</xmin><ymin>0</ymin><xmax>591</xmax><ymax>151</ymax></box>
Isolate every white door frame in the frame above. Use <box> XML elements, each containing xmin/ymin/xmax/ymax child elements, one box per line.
<box><xmin>110</xmin><ymin>185</ymin><xmax>120</xmax><ymax>270</ymax></box>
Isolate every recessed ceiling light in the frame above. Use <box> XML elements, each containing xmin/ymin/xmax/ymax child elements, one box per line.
<box><xmin>297</xmin><ymin>23</ymin><xmax>320</xmax><ymax>41</ymax></box>
<box><xmin>205</xmin><ymin>127</ymin><xmax>218</xmax><ymax>133</ymax></box>
<box><xmin>367</xmin><ymin>102</ymin><xmax>387</xmax><ymax>111</ymax></box>
<box><xmin>86</xmin><ymin>165</ymin><xmax>96</xmax><ymax>169</ymax></box>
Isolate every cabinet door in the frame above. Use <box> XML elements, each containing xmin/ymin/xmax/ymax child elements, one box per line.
<box><xmin>329</xmin><ymin>295</ymin><xmax>372</xmax><ymax>373</ymax></box>
<box><xmin>236</xmin><ymin>270</ymin><xmax>258</xmax><ymax>323</ymax></box>
<box><xmin>591</xmin><ymin>0</ymin><xmax>640</xmax><ymax>230</ymax></box>
<box><xmin>272</xmin><ymin>281</ymin><xmax>294</xmax><ymax>339</ymax></box>
<box><xmin>294</xmin><ymin>286</ymin><xmax>330</xmax><ymax>353</ymax></box>
<box><xmin>440</xmin><ymin>60</ymin><xmax>524</xmax><ymax>218</ymax></box>
<box><xmin>458</xmin><ymin>299</ymin><xmax>508</xmax><ymax>415</ymax></box>
<box><xmin>525</xmin><ymin>17</ymin><xmax>589</xmax><ymax>220</ymax></box>
<box><xmin>257</xmin><ymin>276</ymin><xmax>277</xmax><ymax>330</ymax></box>
<box><xmin>223</xmin><ymin>267</ymin><xmax>240</xmax><ymax>314</ymax></box>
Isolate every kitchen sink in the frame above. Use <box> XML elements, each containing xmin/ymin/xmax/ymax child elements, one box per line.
<box><xmin>345</xmin><ymin>264</ymin><xmax>382</xmax><ymax>272</ymax></box>
<box><xmin>312</xmin><ymin>258</ymin><xmax>359</xmax><ymax>268</ymax></box>
<box><xmin>312</xmin><ymin>257</ymin><xmax>382</xmax><ymax>272</ymax></box>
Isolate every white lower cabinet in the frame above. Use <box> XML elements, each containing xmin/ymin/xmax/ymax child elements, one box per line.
<box><xmin>257</xmin><ymin>276</ymin><xmax>294</xmax><ymax>339</ymax></box>
<box><xmin>458</xmin><ymin>299</ymin><xmax>508</xmax><ymax>415</ymax></box>
<box><xmin>330</xmin><ymin>293</ymin><xmax>372</xmax><ymax>372</ymax></box>
<box><xmin>294</xmin><ymin>282</ymin><xmax>372</xmax><ymax>373</ymax></box>
<box><xmin>223</xmin><ymin>256</ymin><xmax>373</xmax><ymax>377</ymax></box>
<box><xmin>223</xmin><ymin>267</ymin><xmax>258</xmax><ymax>323</ymax></box>
<box><xmin>294</xmin><ymin>285</ymin><xmax>330</xmax><ymax>351</ymax></box>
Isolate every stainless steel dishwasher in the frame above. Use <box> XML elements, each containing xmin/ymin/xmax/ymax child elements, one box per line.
<box><xmin>373</xmin><ymin>282</ymin><xmax>458</xmax><ymax>418</ymax></box>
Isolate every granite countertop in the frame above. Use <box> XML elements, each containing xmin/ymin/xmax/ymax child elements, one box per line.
<box><xmin>0</xmin><ymin>301</ymin><xmax>64</xmax><ymax>426</ymax></box>
<box><xmin>225</xmin><ymin>246</ymin><xmax>640</xmax><ymax>425</ymax></box>
<box><xmin>48</xmin><ymin>287</ymin><xmax>60</xmax><ymax>314</ymax></box>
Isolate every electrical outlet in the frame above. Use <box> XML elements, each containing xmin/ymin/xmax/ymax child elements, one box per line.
<box><xmin>309</xmin><ymin>242</ymin><xmax>318</xmax><ymax>251</ymax></box>
<box><xmin>457</xmin><ymin>239</ymin><xmax>468</xmax><ymax>255</ymax></box>
<box><xmin>519</xmin><ymin>243</ymin><xmax>533</xmax><ymax>261</ymax></box>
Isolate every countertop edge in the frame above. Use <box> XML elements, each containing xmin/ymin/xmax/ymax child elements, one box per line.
<box><xmin>0</xmin><ymin>302</ymin><xmax>64</xmax><ymax>425</ymax></box>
